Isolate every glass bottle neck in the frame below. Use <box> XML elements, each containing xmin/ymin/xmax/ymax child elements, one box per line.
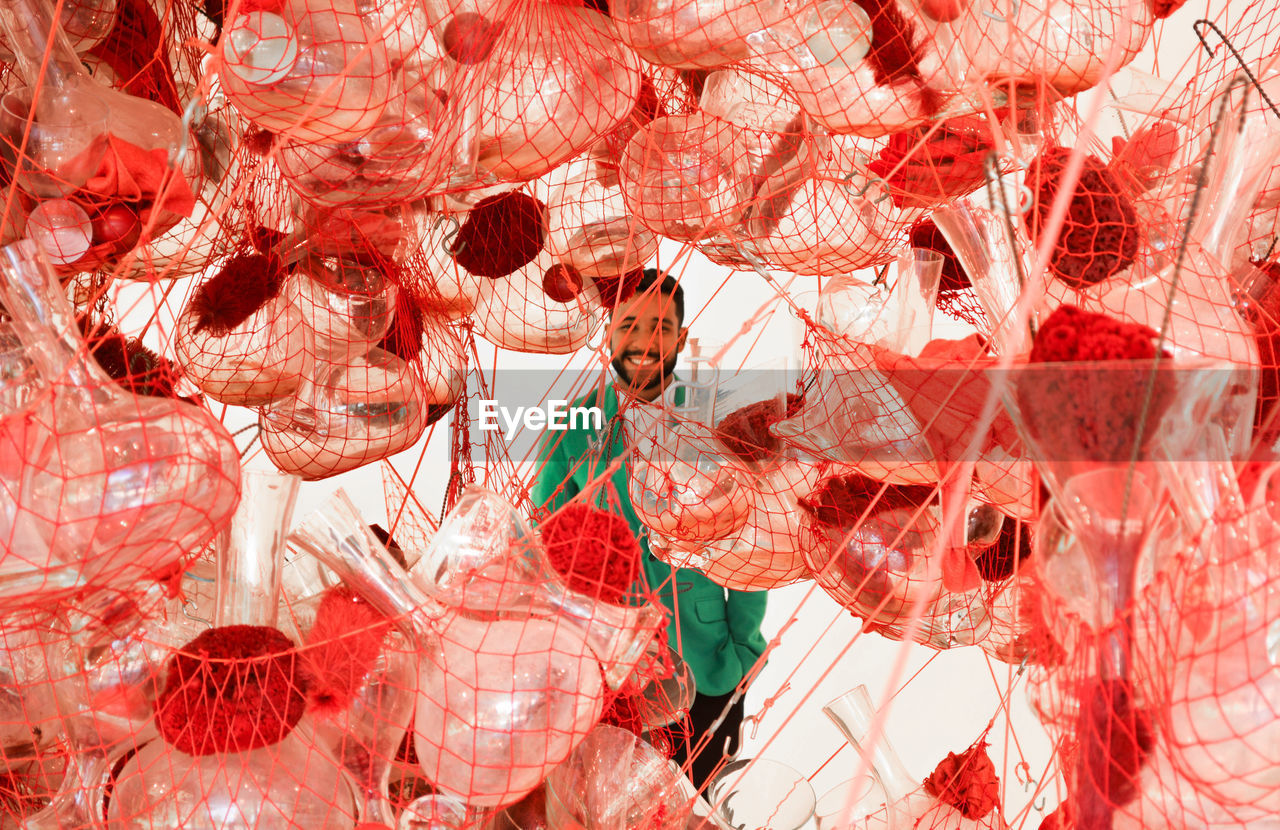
<box><xmin>0</xmin><ymin>0</ymin><xmax>90</xmax><ymax>96</ymax></box>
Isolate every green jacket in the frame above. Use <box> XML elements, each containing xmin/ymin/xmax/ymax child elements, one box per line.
<box><xmin>530</xmin><ymin>383</ymin><xmax>768</xmax><ymax>697</ymax></box>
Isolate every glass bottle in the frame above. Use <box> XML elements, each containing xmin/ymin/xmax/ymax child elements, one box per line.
<box><xmin>0</xmin><ymin>0</ymin><xmax>183</xmax><ymax>157</ymax></box>
<box><xmin>288</xmin><ymin>489</ymin><xmax>657</xmax><ymax>808</ymax></box>
<box><xmin>707</xmin><ymin>758</ymin><xmax>817</xmax><ymax>830</ymax></box>
<box><xmin>0</xmin><ymin>238</ymin><xmax>241</xmax><ymax>598</ymax></box>
<box><xmin>821</xmin><ymin>686</ymin><xmax>929</xmax><ymax>830</ymax></box>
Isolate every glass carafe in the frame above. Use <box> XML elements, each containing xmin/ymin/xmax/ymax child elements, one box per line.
<box><xmin>0</xmin><ymin>238</ymin><xmax>241</xmax><ymax>599</ymax></box>
<box><xmin>288</xmin><ymin>489</ymin><xmax>654</xmax><ymax>808</ymax></box>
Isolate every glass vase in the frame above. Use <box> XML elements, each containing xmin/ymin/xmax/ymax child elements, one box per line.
<box><xmin>287</xmin><ymin>489</ymin><xmax>640</xmax><ymax>809</ymax></box>
<box><xmin>0</xmin><ymin>238</ymin><xmax>241</xmax><ymax>601</ymax></box>
<box><xmin>707</xmin><ymin>758</ymin><xmax>816</xmax><ymax>830</ymax></box>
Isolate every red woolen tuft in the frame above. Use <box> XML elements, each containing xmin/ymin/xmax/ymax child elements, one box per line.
<box><xmin>453</xmin><ymin>191</ymin><xmax>548</xmax><ymax>279</ymax></box>
<box><xmin>1148</xmin><ymin>0</ymin><xmax>1188</xmax><ymax>17</ymax></box>
<box><xmin>911</xmin><ymin>219</ymin><xmax>969</xmax><ymax>293</ymax></box>
<box><xmin>540</xmin><ymin>503</ymin><xmax>643</xmax><ymax>604</ymax></box>
<box><xmin>714</xmin><ymin>394</ymin><xmax>803</xmax><ymax>465</ymax></box>
<box><xmin>542</xmin><ymin>263</ymin><xmax>584</xmax><ymax>303</ymax></box>
<box><xmin>853</xmin><ymin>0</ymin><xmax>939</xmax><ymax>115</ymax></box>
<box><xmin>379</xmin><ymin>284</ymin><xmax>426</xmax><ymax>362</ymax></box>
<box><xmin>1023</xmin><ymin>147</ymin><xmax>1140</xmax><ymax>289</ymax></box>
<box><xmin>301</xmin><ymin>586</ymin><xmax>392</xmax><ymax>717</ymax></box>
<box><xmin>189</xmin><ymin>252</ymin><xmax>286</xmax><ymax>337</ymax></box>
<box><xmin>798</xmin><ymin>473</ymin><xmax>934</xmax><ymax>530</ymax></box>
<box><xmin>154</xmin><ymin>625</ymin><xmax>307</xmax><ymax>756</ymax></box>
<box><xmin>972</xmin><ymin>518</ymin><xmax>1033</xmax><ymax>582</ymax></box>
<box><xmin>1029</xmin><ymin>305</ymin><xmax>1162</xmax><ymax>364</ymax></box>
<box><xmin>923</xmin><ymin>740</ymin><xmax>1002</xmax><ymax>820</ymax></box>
<box><xmin>589</xmin><ymin>268</ymin><xmax>645</xmax><ymax>310</ymax></box>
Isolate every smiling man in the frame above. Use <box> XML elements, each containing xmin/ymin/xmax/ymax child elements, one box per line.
<box><xmin>530</xmin><ymin>268</ymin><xmax>768</xmax><ymax>789</ymax></box>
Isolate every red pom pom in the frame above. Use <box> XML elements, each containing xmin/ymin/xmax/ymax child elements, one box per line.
<box><xmin>189</xmin><ymin>252</ymin><xmax>286</xmax><ymax>337</ymax></box>
<box><xmin>542</xmin><ymin>263</ymin><xmax>584</xmax><ymax>303</ymax></box>
<box><xmin>1029</xmin><ymin>305</ymin><xmax>1162</xmax><ymax>364</ymax></box>
<box><xmin>540</xmin><ymin>504</ymin><xmax>642</xmax><ymax>604</ymax></box>
<box><xmin>154</xmin><ymin>625</ymin><xmax>307</xmax><ymax>756</ymax></box>
<box><xmin>923</xmin><ymin>740</ymin><xmax>1002</xmax><ymax>820</ymax></box>
<box><xmin>301</xmin><ymin>586</ymin><xmax>392</xmax><ymax>717</ymax></box>
<box><xmin>453</xmin><ymin>191</ymin><xmax>547</xmax><ymax>279</ymax></box>
<box><xmin>1023</xmin><ymin>148</ymin><xmax>1140</xmax><ymax>289</ymax></box>
<box><xmin>90</xmin><ymin>204</ymin><xmax>141</xmax><ymax>248</ymax></box>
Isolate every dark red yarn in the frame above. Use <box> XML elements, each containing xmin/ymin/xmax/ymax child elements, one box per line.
<box><xmin>923</xmin><ymin>741</ymin><xmax>1002</xmax><ymax>820</ymax></box>
<box><xmin>453</xmin><ymin>192</ymin><xmax>548</xmax><ymax>279</ymax></box>
<box><xmin>714</xmin><ymin>393</ymin><xmax>803</xmax><ymax>465</ymax></box>
<box><xmin>189</xmin><ymin>252</ymin><xmax>285</xmax><ymax>337</ymax></box>
<box><xmin>301</xmin><ymin>586</ymin><xmax>391</xmax><ymax>716</ymax></box>
<box><xmin>797</xmin><ymin>473</ymin><xmax>934</xmax><ymax>530</ymax></box>
<box><xmin>154</xmin><ymin>625</ymin><xmax>308</xmax><ymax>756</ymax></box>
<box><xmin>78</xmin><ymin>316</ymin><xmax>182</xmax><ymax>399</ymax></box>
<box><xmin>972</xmin><ymin>518</ymin><xmax>1032</xmax><ymax>582</ymax></box>
<box><xmin>855</xmin><ymin>0</ymin><xmax>941</xmax><ymax>115</ymax></box>
<box><xmin>540</xmin><ymin>503</ymin><xmax>642</xmax><ymax>604</ymax></box>
<box><xmin>1071</xmin><ymin>679</ymin><xmax>1154</xmax><ymax>825</ymax></box>
<box><xmin>1244</xmin><ymin>259</ymin><xmax>1280</xmax><ymax>447</ymax></box>
<box><xmin>1023</xmin><ymin>148</ymin><xmax>1140</xmax><ymax>289</ymax></box>
<box><xmin>379</xmin><ymin>284</ymin><xmax>426</xmax><ymax>362</ymax></box>
<box><xmin>589</xmin><ymin>268</ymin><xmax>645</xmax><ymax>310</ymax></box>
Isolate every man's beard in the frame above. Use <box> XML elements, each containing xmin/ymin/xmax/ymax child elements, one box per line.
<box><xmin>611</xmin><ymin>351</ymin><xmax>679</xmax><ymax>397</ymax></box>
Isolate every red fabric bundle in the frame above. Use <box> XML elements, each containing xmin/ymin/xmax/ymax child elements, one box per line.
<box><xmin>1023</xmin><ymin>147</ymin><xmax>1140</xmax><ymax>289</ymax></box>
<box><xmin>868</xmin><ymin>116</ymin><xmax>995</xmax><ymax>208</ymax></box>
<box><xmin>588</xmin><ymin>267</ymin><xmax>645</xmax><ymax>310</ymax></box>
<box><xmin>66</xmin><ymin>135</ymin><xmax>195</xmax><ymax>272</ymax></box>
<box><xmin>453</xmin><ymin>191</ymin><xmax>548</xmax><ymax>279</ymax></box>
<box><xmin>923</xmin><ymin>740</ymin><xmax>1002</xmax><ymax>820</ymax></box>
<box><xmin>540</xmin><ymin>503</ymin><xmax>643</xmax><ymax>604</ymax></box>
<box><xmin>1029</xmin><ymin>305</ymin><xmax>1163</xmax><ymax>363</ymax></box>
<box><xmin>86</xmin><ymin>0</ymin><xmax>182</xmax><ymax>115</ymax></box>
<box><xmin>154</xmin><ymin>625</ymin><xmax>308</xmax><ymax>756</ymax></box>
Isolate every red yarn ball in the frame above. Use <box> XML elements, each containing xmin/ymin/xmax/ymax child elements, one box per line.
<box><xmin>1023</xmin><ymin>148</ymin><xmax>1140</xmax><ymax>289</ymax></box>
<box><xmin>910</xmin><ymin>218</ymin><xmax>969</xmax><ymax>293</ymax></box>
<box><xmin>440</xmin><ymin>12</ymin><xmax>502</xmax><ymax>64</ymax></box>
<box><xmin>453</xmin><ymin>191</ymin><xmax>547</xmax><ymax>279</ymax></box>
<box><xmin>154</xmin><ymin>625</ymin><xmax>308</xmax><ymax>756</ymax></box>
<box><xmin>542</xmin><ymin>263</ymin><xmax>583</xmax><ymax>303</ymax></box>
<box><xmin>1029</xmin><ymin>305</ymin><xmax>1162</xmax><ymax>363</ymax></box>
<box><xmin>540</xmin><ymin>503</ymin><xmax>642</xmax><ymax>604</ymax></box>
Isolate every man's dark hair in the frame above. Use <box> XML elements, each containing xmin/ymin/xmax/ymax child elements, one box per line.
<box><xmin>632</xmin><ymin>268</ymin><xmax>685</xmax><ymax>326</ymax></box>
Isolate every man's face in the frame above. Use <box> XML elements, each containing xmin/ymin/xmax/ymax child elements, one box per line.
<box><xmin>609</xmin><ymin>289</ymin><xmax>688</xmax><ymax>401</ymax></box>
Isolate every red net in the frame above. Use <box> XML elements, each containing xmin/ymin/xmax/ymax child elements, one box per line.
<box><xmin>2</xmin><ymin>0</ymin><xmax>1280</xmax><ymax>825</ymax></box>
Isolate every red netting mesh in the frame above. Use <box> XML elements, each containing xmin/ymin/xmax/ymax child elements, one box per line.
<box><xmin>4</xmin><ymin>0</ymin><xmax>1280</xmax><ymax>825</ymax></box>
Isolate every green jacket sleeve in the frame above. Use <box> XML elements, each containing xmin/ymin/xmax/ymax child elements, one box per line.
<box><xmin>530</xmin><ymin>429</ymin><xmax>579</xmax><ymax>515</ymax></box>
<box><xmin>726</xmin><ymin>587</ymin><xmax>769</xmax><ymax>679</ymax></box>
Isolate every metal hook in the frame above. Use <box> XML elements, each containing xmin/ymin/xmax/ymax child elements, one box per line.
<box><xmin>435</xmin><ymin>214</ymin><xmax>466</xmax><ymax>257</ymax></box>
<box><xmin>180</xmin><ymin>598</ymin><xmax>212</xmax><ymax>630</ymax></box>
<box><xmin>1032</xmin><ymin>795</ymin><xmax>1048</xmax><ymax>812</ymax></box>
<box><xmin>1193</xmin><ymin>19</ymin><xmax>1280</xmax><ymax>122</ymax></box>
<box><xmin>170</xmin><ymin>96</ymin><xmax>207</xmax><ymax>169</ymax></box>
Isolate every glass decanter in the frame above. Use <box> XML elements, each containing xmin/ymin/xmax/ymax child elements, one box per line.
<box><xmin>288</xmin><ymin>489</ymin><xmax>658</xmax><ymax>808</ymax></box>
<box><xmin>0</xmin><ymin>238</ymin><xmax>241</xmax><ymax>598</ymax></box>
